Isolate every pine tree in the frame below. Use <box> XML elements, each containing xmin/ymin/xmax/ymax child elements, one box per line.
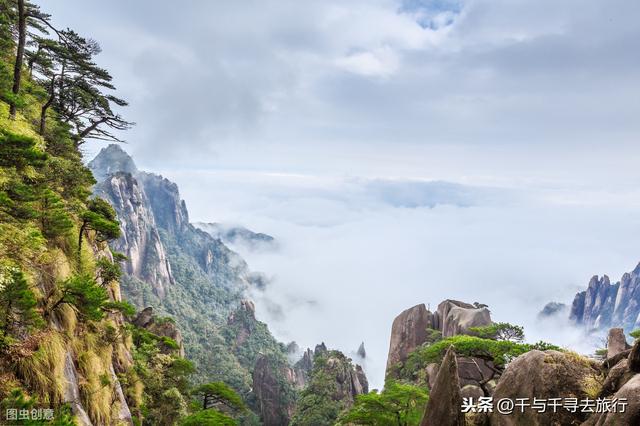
<box><xmin>78</xmin><ymin>197</ymin><xmax>120</xmax><ymax>259</ymax></box>
<box><xmin>37</xmin><ymin>189</ymin><xmax>73</xmax><ymax>239</ymax></box>
<box><xmin>0</xmin><ymin>267</ymin><xmax>41</xmax><ymax>340</ymax></box>
<box><xmin>48</xmin><ymin>274</ymin><xmax>108</xmax><ymax>322</ymax></box>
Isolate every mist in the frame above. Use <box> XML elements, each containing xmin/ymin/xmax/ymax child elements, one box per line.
<box><xmin>163</xmin><ymin>169</ymin><xmax>640</xmax><ymax>389</ymax></box>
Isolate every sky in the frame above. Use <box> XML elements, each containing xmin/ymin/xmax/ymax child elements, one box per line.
<box><xmin>46</xmin><ymin>0</ymin><xmax>640</xmax><ymax>388</ymax></box>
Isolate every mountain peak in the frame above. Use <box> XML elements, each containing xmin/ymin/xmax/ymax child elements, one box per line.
<box><xmin>89</xmin><ymin>144</ymin><xmax>138</xmax><ymax>181</ymax></box>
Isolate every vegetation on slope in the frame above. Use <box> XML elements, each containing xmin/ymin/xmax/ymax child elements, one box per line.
<box><xmin>0</xmin><ymin>1</ymin><xmax>248</xmax><ymax>424</ymax></box>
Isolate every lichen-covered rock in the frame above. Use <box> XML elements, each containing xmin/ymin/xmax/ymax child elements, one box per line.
<box><xmin>420</xmin><ymin>346</ymin><xmax>465</xmax><ymax>426</ymax></box>
<box><xmin>491</xmin><ymin>350</ymin><xmax>600</xmax><ymax>426</ymax></box>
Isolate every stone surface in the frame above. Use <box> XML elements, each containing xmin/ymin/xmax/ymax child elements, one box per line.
<box><xmin>606</xmin><ymin>328</ymin><xmax>630</xmax><ymax>359</ymax></box>
<box><xmin>436</xmin><ymin>299</ymin><xmax>492</xmax><ymax>338</ymax></box>
<box><xmin>63</xmin><ymin>351</ymin><xmax>94</xmax><ymax>426</ymax></box>
<box><xmin>95</xmin><ymin>172</ymin><xmax>174</xmax><ymax>298</ymax></box>
<box><xmin>386</xmin><ymin>304</ymin><xmax>436</xmax><ymax>372</ymax></box>
<box><xmin>420</xmin><ymin>346</ymin><xmax>465</xmax><ymax>426</ymax></box>
<box><xmin>425</xmin><ymin>363</ymin><xmax>439</xmax><ymax>390</ymax></box>
<box><xmin>491</xmin><ymin>350</ymin><xmax>598</xmax><ymax>425</ymax></box>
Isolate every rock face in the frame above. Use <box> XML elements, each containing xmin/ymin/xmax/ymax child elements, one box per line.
<box><xmin>253</xmin><ymin>355</ymin><xmax>297</xmax><ymax>426</ymax></box>
<box><xmin>570</xmin><ymin>262</ymin><xmax>640</xmax><ymax>331</ymax></box>
<box><xmin>490</xmin><ymin>350</ymin><xmax>598</xmax><ymax>426</ymax></box>
<box><xmin>386</xmin><ymin>300</ymin><xmax>492</xmax><ymax>377</ymax></box>
<box><xmin>95</xmin><ymin>172</ymin><xmax>174</xmax><ymax>298</ymax></box>
<box><xmin>607</xmin><ymin>328</ymin><xmax>630</xmax><ymax>359</ymax></box>
<box><xmin>436</xmin><ymin>300</ymin><xmax>492</xmax><ymax>338</ymax></box>
<box><xmin>420</xmin><ymin>346</ymin><xmax>465</xmax><ymax>426</ymax></box>
<box><xmin>386</xmin><ymin>304</ymin><xmax>436</xmax><ymax>372</ymax></box>
<box><xmin>293</xmin><ymin>348</ymin><xmax>314</xmax><ymax>389</ymax></box>
<box><xmin>90</xmin><ymin>145</ymin><xmax>280</xmax><ymax>390</ymax></box>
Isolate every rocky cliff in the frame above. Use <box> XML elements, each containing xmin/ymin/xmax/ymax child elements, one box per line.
<box><xmin>386</xmin><ymin>299</ymin><xmax>492</xmax><ymax>378</ymax></box>
<box><xmin>385</xmin><ymin>297</ymin><xmax>640</xmax><ymax>425</ymax></box>
<box><xmin>290</xmin><ymin>347</ymin><xmax>368</xmax><ymax>425</ymax></box>
<box><xmin>89</xmin><ymin>145</ymin><xmax>289</xmax><ymax>398</ymax></box>
<box><xmin>93</xmin><ymin>171</ymin><xmax>174</xmax><ymax>298</ymax></box>
<box><xmin>570</xmin><ymin>262</ymin><xmax>640</xmax><ymax>332</ymax></box>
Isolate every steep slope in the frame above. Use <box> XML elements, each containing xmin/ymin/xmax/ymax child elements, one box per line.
<box><xmin>569</xmin><ymin>261</ymin><xmax>640</xmax><ymax>332</ymax></box>
<box><xmin>90</xmin><ymin>145</ymin><xmax>288</xmax><ymax>398</ymax></box>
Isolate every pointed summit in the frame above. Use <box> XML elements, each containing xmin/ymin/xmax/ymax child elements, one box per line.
<box><xmin>88</xmin><ymin>144</ymin><xmax>138</xmax><ymax>181</ymax></box>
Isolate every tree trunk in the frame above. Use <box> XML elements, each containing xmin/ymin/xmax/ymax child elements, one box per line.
<box><xmin>39</xmin><ymin>76</ymin><xmax>56</xmax><ymax>134</ymax></box>
<box><xmin>9</xmin><ymin>0</ymin><xmax>26</xmax><ymax>119</ymax></box>
<box><xmin>78</xmin><ymin>221</ymin><xmax>87</xmax><ymax>264</ymax></box>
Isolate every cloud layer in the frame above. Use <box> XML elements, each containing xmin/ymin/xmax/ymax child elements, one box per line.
<box><xmin>46</xmin><ymin>0</ymin><xmax>640</xmax><ymax>389</ymax></box>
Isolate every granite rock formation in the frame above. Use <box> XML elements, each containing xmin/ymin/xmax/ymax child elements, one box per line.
<box><xmin>490</xmin><ymin>350</ymin><xmax>598</xmax><ymax>426</ymax></box>
<box><xmin>386</xmin><ymin>300</ymin><xmax>493</xmax><ymax>376</ymax></box>
<box><xmin>570</xmin><ymin>262</ymin><xmax>640</xmax><ymax>332</ymax></box>
<box><xmin>420</xmin><ymin>346</ymin><xmax>465</xmax><ymax>426</ymax></box>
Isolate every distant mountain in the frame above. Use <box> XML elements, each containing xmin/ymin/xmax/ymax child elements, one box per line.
<box><xmin>569</xmin><ymin>262</ymin><xmax>640</xmax><ymax>332</ymax></box>
<box><xmin>538</xmin><ymin>301</ymin><xmax>569</xmax><ymax>319</ymax></box>
<box><xmin>195</xmin><ymin>222</ymin><xmax>276</xmax><ymax>251</ymax></box>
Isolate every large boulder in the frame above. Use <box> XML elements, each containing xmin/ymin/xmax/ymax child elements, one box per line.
<box><xmin>583</xmin><ymin>374</ymin><xmax>640</xmax><ymax>425</ymax></box>
<box><xmin>491</xmin><ymin>350</ymin><xmax>599</xmax><ymax>426</ymax></box>
<box><xmin>606</xmin><ymin>328</ymin><xmax>630</xmax><ymax>359</ymax></box>
<box><xmin>437</xmin><ymin>300</ymin><xmax>492</xmax><ymax>338</ymax></box>
<box><xmin>386</xmin><ymin>304</ymin><xmax>436</xmax><ymax>372</ymax></box>
<box><xmin>420</xmin><ymin>346</ymin><xmax>465</xmax><ymax>426</ymax></box>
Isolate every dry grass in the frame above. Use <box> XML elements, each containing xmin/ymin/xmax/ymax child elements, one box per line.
<box><xmin>76</xmin><ymin>343</ymin><xmax>115</xmax><ymax>426</ymax></box>
<box><xmin>15</xmin><ymin>331</ymin><xmax>66</xmax><ymax>405</ymax></box>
